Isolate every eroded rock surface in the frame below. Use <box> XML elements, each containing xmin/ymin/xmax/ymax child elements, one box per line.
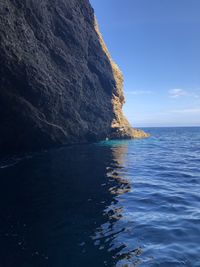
<box><xmin>0</xmin><ymin>0</ymin><xmax>148</xmax><ymax>153</ymax></box>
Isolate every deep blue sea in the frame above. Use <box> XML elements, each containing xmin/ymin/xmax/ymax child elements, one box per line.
<box><xmin>0</xmin><ymin>127</ymin><xmax>200</xmax><ymax>267</ymax></box>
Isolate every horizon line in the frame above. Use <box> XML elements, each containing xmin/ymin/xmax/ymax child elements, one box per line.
<box><xmin>133</xmin><ymin>125</ymin><xmax>200</xmax><ymax>128</ymax></box>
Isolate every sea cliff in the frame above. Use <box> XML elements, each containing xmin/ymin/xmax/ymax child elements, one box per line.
<box><xmin>0</xmin><ymin>0</ymin><xmax>148</xmax><ymax>153</ymax></box>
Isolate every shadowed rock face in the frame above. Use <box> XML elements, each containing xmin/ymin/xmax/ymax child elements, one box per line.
<box><xmin>0</xmin><ymin>0</ymin><xmax>148</xmax><ymax>153</ymax></box>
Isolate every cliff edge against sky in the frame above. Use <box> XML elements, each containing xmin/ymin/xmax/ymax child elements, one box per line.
<box><xmin>0</xmin><ymin>0</ymin><xmax>148</xmax><ymax>153</ymax></box>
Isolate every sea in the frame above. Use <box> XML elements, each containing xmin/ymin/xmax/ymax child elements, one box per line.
<box><xmin>0</xmin><ymin>127</ymin><xmax>200</xmax><ymax>267</ymax></box>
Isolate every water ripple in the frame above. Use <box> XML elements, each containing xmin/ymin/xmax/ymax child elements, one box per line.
<box><xmin>0</xmin><ymin>127</ymin><xmax>200</xmax><ymax>266</ymax></box>
<box><xmin>95</xmin><ymin>127</ymin><xmax>200</xmax><ymax>266</ymax></box>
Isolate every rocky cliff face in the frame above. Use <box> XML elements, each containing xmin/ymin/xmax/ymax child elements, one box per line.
<box><xmin>0</xmin><ymin>0</ymin><xmax>148</xmax><ymax>153</ymax></box>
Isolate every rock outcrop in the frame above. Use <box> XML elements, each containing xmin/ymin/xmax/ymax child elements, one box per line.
<box><xmin>0</xmin><ymin>0</ymin><xmax>148</xmax><ymax>153</ymax></box>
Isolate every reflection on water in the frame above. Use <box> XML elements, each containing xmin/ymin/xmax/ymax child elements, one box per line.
<box><xmin>94</xmin><ymin>142</ymin><xmax>143</xmax><ymax>267</ymax></box>
<box><xmin>1</xmin><ymin>127</ymin><xmax>200</xmax><ymax>267</ymax></box>
<box><xmin>0</xmin><ymin>142</ymin><xmax>133</xmax><ymax>267</ymax></box>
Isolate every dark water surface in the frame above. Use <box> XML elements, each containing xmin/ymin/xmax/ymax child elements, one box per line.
<box><xmin>0</xmin><ymin>127</ymin><xmax>200</xmax><ymax>267</ymax></box>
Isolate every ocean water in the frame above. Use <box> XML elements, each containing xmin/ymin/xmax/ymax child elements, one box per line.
<box><xmin>0</xmin><ymin>127</ymin><xmax>200</xmax><ymax>267</ymax></box>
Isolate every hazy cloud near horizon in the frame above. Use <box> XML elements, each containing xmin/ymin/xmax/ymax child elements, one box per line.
<box><xmin>168</xmin><ymin>88</ymin><xmax>200</xmax><ymax>99</ymax></box>
<box><xmin>124</xmin><ymin>87</ymin><xmax>200</xmax><ymax>127</ymax></box>
<box><xmin>126</xmin><ymin>90</ymin><xmax>153</xmax><ymax>96</ymax></box>
<box><xmin>169</xmin><ymin>89</ymin><xmax>187</xmax><ymax>98</ymax></box>
<box><xmin>171</xmin><ymin>108</ymin><xmax>200</xmax><ymax>114</ymax></box>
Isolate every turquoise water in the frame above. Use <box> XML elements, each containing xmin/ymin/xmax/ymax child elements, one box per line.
<box><xmin>0</xmin><ymin>127</ymin><xmax>200</xmax><ymax>266</ymax></box>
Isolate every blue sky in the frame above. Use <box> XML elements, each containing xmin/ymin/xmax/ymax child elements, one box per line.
<box><xmin>90</xmin><ymin>0</ymin><xmax>200</xmax><ymax>127</ymax></box>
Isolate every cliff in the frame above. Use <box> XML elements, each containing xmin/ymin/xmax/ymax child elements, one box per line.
<box><xmin>0</xmin><ymin>0</ymin><xmax>148</xmax><ymax>153</ymax></box>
